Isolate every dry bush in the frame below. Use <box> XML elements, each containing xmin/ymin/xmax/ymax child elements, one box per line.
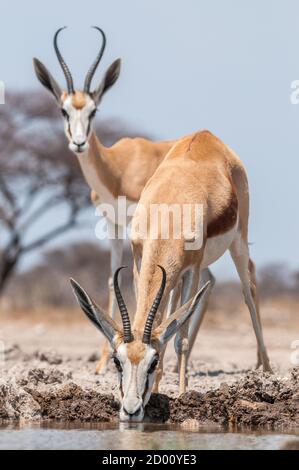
<box><xmin>2</xmin><ymin>242</ymin><xmax>134</xmax><ymax>312</ymax></box>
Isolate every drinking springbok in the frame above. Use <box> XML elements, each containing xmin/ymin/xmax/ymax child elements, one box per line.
<box><xmin>71</xmin><ymin>130</ymin><xmax>272</xmax><ymax>422</ymax></box>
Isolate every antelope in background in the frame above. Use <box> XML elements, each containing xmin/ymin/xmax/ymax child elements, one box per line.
<box><xmin>71</xmin><ymin>130</ymin><xmax>272</xmax><ymax>422</ymax></box>
<box><xmin>33</xmin><ymin>26</ymin><xmax>179</xmax><ymax>372</ymax></box>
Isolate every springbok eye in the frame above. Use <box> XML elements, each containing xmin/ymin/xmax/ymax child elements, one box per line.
<box><xmin>113</xmin><ymin>356</ymin><xmax>123</xmax><ymax>373</ymax></box>
<box><xmin>61</xmin><ymin>108</ymin><xmax>69</xmax><ymax>120</ymax></box>
<box><xmin>148</xmin><ymin>356</ymin><xmax>159</xmax><ymax>374</ymax></box>
<box><xmin>89</xmin><ymin>109</ymin><xmax>97</xmax><ymax>119</ymax></box>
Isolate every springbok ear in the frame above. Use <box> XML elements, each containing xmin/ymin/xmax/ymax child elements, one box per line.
<box><xmin>92</xmin><ymin>58</ymin><xmax>121</xmax><ymax>103</ymax></box>
<box><xmin>153</xmin><ymin>281</ymin><xmax>211</xmax><ymax>346</ymax></box>
<box><xmin>33</xmin><ymin>58</ymin><xmax>62</xmax><ymax>102</ymax></box>
<box><xmin>70</xmin><ymin>278</ymin><xmax>121</xmax><ymax>344</ymax></box>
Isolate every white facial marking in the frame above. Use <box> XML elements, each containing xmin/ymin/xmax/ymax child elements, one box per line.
<box><xmin>115</xmin><ymin>343</ymin><xmax>159</xmax><ymax>422</ymax></box>
<box><xmin>62</xmin><ymin>95</ymin><xmax>96</xmax><ymax>154</ymax></box>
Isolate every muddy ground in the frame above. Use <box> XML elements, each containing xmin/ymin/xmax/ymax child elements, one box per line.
<box><xmin>0</xmin><ymin>301</ymin><xmax>298</xmax><ymax>428</ymax></box>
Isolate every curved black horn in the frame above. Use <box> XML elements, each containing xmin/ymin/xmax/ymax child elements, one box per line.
<box><xmin>84</xmin><ymin>26</ymin><xmax>107</xmax><ymax>94</ymax></box>
<box><xmin>53</xmin><ymin>27</ymin><xmax>74</xmax><ymax>94</ymax></box>
<box><xmin>142</xmin><ymin>265</ymin><xmax>166</xmax><ymax>344</ymax></box>
<box><xmin>114</xmin><ymin>266</ymin><xmax>133</xmax><ymax>343</ymax></box>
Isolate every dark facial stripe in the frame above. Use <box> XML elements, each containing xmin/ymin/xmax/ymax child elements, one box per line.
<box><xmin>119</xmin><ymin>376</ymin><xmax>124</xmax><ymax>398</ymax></box>
<box><xmin>142</xmin><ymin>377</ymin><xmax>149</xmax><ymax>401</ymax></box>
<box><xmin>68</xmin><ymin>122</ymin><xmax>72</xmax><ymax>139</ymax></box>
<box><xmin>86</xmin><ymin>118</ymin><xmax>91</xmax><ymax>137</ymax></box>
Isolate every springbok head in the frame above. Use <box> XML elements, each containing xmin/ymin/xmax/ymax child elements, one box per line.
<box><xmin>33</xmin><ymin>27</ymin><xmax>121</xmax><ymax>154</ymax></box>
<box><xmin>70</xmin><ymin>266</ymin><xmax>210</xmax><ymax>422</ymax></box>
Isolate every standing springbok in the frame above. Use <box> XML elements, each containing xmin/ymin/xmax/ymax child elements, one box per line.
<box><xmin>33</xmin><ymin>26</ymin><xmax>181</xmax><ymax>372</ymax></box>
<box><xmin>71</xmin><ymin>130</ymin><xmax>272</xmax><ymax>422</ymax></box>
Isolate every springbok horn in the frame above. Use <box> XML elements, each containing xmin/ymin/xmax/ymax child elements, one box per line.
<box><xmin>114</xmin><ymin>266</ymin><xmax>133</xmax><ymax>343</ymax></box>
<box><xmin>142</xmin><ymin>265</ymin><xmax>166</xmax><ymax>344</ymax></box>
<box><xmin>53</xmin><ymin>27</ymin><xmax>75</xmax><ymax>94</ymax></box>
<box><xmin>84</xmin><ymin>26</ymin><xmax>107</xmax><ymax>94</ymax></box>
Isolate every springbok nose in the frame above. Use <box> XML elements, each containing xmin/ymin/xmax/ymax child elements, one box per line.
<box><xmin>123</xmin><ymin>406</ymin><xmax>142</xmax><ymax>418</ymax></box>
<box><xmin>73</xmin><ymin>140</ymin><xmax>87</xmax><ymax>148</ymax></box>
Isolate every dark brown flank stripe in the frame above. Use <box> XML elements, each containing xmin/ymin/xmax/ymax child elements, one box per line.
<box><xmin>207</xmin><ymin>191</ymin><xmax>238</xmax><ymax>238</ymax></box>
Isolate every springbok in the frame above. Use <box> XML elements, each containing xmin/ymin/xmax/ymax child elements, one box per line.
<box><xmin>71</xmin><ymin>130</ymin><xmax>272</xmax><ymax>422</ymax></box>
<box><xmin>33</xmin><ymin>26</ymin><xmax>179</xmax><ymax>372</ymax></box>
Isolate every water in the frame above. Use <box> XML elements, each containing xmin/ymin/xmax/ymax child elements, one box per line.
<box><xmin>0</xmin><ymin>422</ymin><xmax>298</xmax><ymax>450</ymax></box>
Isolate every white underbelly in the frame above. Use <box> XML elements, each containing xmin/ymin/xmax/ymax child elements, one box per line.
<box><xmin>201</xmin><ymin>222</ymin><xmax>238</xmax><ymax>268</ymax></box>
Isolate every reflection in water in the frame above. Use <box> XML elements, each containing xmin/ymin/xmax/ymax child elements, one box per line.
<box><xmin>0</xmin><ymin>422</ymin><xmax>298</xmax><ymax>450</ymax></box>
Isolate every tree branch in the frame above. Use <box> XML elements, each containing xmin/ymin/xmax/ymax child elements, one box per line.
<box><xmin>19</xmin><ymin>191</ymin><xmax>66</xmax><ymax>232</ymax></box>
<box><xmin>0</xmin><ymin>174</ymin><xmax>16</xmax><ymax>209</ymax></box>
<box><xmin>22</xmin><ymin>217</ymin><xmax>79</xmax><ymax>253</ymax></box>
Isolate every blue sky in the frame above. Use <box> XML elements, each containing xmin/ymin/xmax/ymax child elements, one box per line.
<box><xmin>1</xmin><ymin>0</ymin><xmax>299</xmax><ymax>279</ymax></box>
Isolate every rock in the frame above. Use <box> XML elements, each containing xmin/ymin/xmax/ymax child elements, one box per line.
<box><xmin>0</xmin><ymin>383</ymin><xmax>41</xmax><ymax>420</ymax></box>
<box><xmin>235</xmin><ymin>399</ymin><xmax>267</xmax><ymax>410</ymax></box>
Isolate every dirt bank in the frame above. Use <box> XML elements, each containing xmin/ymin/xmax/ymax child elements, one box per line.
<box><xmin>0</xmin><ymin>303</ymin><xmax>298</xmax><ymax>428</ymax></box>
<box><xmin>0</xmin><ymin>344</ymin><xmax>298</xmax><ymax>428</ymax></box>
